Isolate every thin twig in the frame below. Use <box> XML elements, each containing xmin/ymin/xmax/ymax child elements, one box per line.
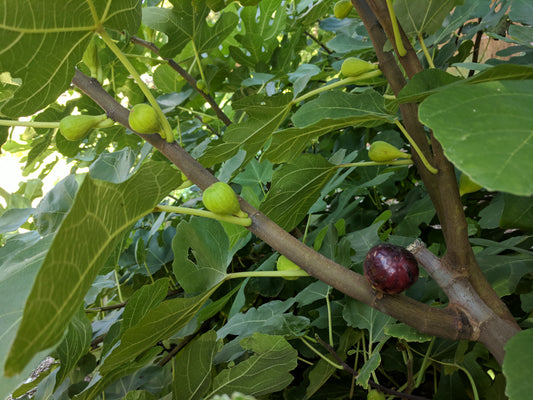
<box><xmin>130</xmin><ymin>36</ymin><xmax>233</xmax><ymax>126</ymax></box>
<box><xmin>304</xmin><ymin>30</ymin><xmax>333</xmax><ymax>54</ymax></box>
<box><xmin>315</xmin><ymin>335</ymin><xmax>431</xmax><ymax>400</ymax></box>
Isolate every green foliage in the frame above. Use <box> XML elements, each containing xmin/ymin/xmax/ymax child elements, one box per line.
<box><xmin>0</xmin><ymin>0</ymin><xmax>532</xmax><ymax>399</ymax></box>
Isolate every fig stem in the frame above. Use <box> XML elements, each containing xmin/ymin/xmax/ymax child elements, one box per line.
<box><xmin>97</xmin><ymin>29</ymin><xmax>175</xmax><ymax>143</ymax></box>
<box><xmin>300</xmin><ymin>336</ymin><xmax>344</xmax><ymax>370</ymax></box>
<box><xmin>292</xmin><ymin>70</ymin><xmax>383</xmax><ymax>104</ymax></box>
<box><xmin>385</xmin><ymin>0</ymin><xmax>407</xmax><ymax>57</ymax></box>
<box><xmin>191</xmin><ymin>41</ymin><xmax>208</xmax><ymax>93</ymax></box>
<box><xmin>153</xmin><ymin>204</ymin><xmax>252</xmax><ymax>227</ymax></box>
<box><xmin>335</xmin><ymin>159</ymin><xmax>413</xmax><ymax>168</ymax></box>
<box><xmin>417</xmin><ymin>32</ymin><xmax>436</xmax><ymax>69</ymax></box>
<box><xmin>226</xmin><ymin>270</ymin><xmax>310</xmax><ymax>279</ymax></box>
<box><xmin>0</xmin><ymin>120</ymin><xmax>60</xmax><ymax>129</ymax></box>
<box><xmin>394</xmin><ymin>120</ymin><xmax>439</xmax><ymax>174</ymax></box>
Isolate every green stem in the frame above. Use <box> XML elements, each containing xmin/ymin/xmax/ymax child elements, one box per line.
<box><xmin>300</xmin><ymin>337</ymin><xmax>343</xmax><ymax>369</ymax></box>
<box><xmin>326</xmin><ymin>293</ymin><xmax>334</xmax><ymax>347</ymax></box>
<box><xmin>385</xmin><ymin>0</ymin><xmax>407</xmax><ymax>57</ymax></box>
<box><xmin>292</xmin><ymin>71</ymin><xmax>382</xmax><ymax>104</ymax></box>
<box><xmin>113</xmin><ymin>267</ymin><xmax>124</xmax><ymax>303</ymax></box>
<box><xmin>191</xmin><ymin>41</ymin><xmax>207</xmax><ymax>90</ymax></box>
<box><xmin>0</xmin><ymin>120</ymin><xmax>60</xmax><ymax>129</ymax></box>
<box><xmin>227</xmin><ymin>270</ymin><xmax>310</xmax><ymax>280</ymax></box>
<box><xmin>394</xmin><ymin>120</ymin><xmax>438</xmax><ymax>174</ymax></box>
<box><xmin>97</xmin><ymin>29</ymin><xmax>175</xmax><ymax>143</ymax></box>
<box><xmin>417</xmin><ymin>32</ymin><xmax>435</xmax><ymax>68</ymax></box>
<box><xmin>414</xmin><ymin>337</ymin><xmax>435</xmax><ymax>388</ymax></box>
<box><xmin>154</xmin><ymin>204</ymin><xmax>252</xmax><ymax>227</ymax></box>
<box><xmin>335</xmin><ymin>159</ymin><xmax>413</xmax><ymax>168</ymax></box>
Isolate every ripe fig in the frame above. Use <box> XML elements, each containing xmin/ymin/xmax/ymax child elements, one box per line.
<box><xmin>334</xmin><ymin>0</ymin><xmax>353</xmax><ymax>19</ymax></box>
<box><xmin>59</xmin><ymin>114</ymin><xmax>108</xmax><ymax>141</ymax></box>
<box><xmin>276</xmin><ymin>255</ymin><xmax>303</xmax><ymax>280</ymax></box>
<box><xmin>368</xmin><ymin>141</ymin><xmax>411</xmax><ymax>162</ymax></box>
<box><xmin>340</xmin><ymin>57</ymin><xmax>378</xmax><ymax>77</ymax></box>
<box><xmin>202</xmin><ymin>182</ymin><xmax>247</xmax><ymax>217</ymax></box>
<box><xmin>128</xmin><ymin>103</ymin><xmax>161</xmax><ymax>134</ymax></box>
<box><xmin>363</xmin><ymin>243</ymin><xmax>419</xmax><ymax>295</ymax></box>
<box><xmin>459</xmin><ymin>173</ymin><xmax>483</xmax><ymax>197</ymax></box>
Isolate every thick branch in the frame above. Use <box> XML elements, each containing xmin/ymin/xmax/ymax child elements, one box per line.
<box><xmin>72</xmin><ymin>69</ymin><xmax>471</xmax><ymax>343</ymax></box>
<box><xmin>352</xmin><ymin>0</ymin><xmax>517</xmax><ymax>324</ymax></box>
<box><xmin>409</xmin><ymin>242</ymin><xmax>520</xmax><ymax>365</ymax></box>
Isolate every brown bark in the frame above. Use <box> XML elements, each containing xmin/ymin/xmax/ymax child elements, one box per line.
<box><xmin>72</xmin><ymin>69</ymin><xmax>474</xmax><ymax>344</ymax></box>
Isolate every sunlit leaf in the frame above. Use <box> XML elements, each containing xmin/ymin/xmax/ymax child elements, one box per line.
<box><xmin>419</xmin><ymin>80</ymin><xmax>533</xmax><ymax>196</ymax></box>
<box><xmin>5</xmin><ymin>161</ymin><xmax>179</xmax><ymax>376</ymax></box>
<box><xmin>0</xmin><ymin>0</ymin><xmax>141</xmax><ymax>117</ymax></box>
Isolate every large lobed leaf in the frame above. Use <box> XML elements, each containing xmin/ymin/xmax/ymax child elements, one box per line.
<box><xmin>4</xmin><ymin>160</ymin><xmax>180</xmax><ymax>376</ymax></box>
<box><xmin>394</xmin><ymin>0</ymin><xmax>464</xmax><ymax>37</ymax></box>
<box><xmin>260</xmin><ymin>154</ymin><xmax>336</xmax><ymax>232</ymax></box>
<box><xmin>419</xmin><ymin>80</ymin><xmax>533</xmax><ymax>196</ymax></box>
<box><xmin>0</xmin><ymin>0</ymin><xmax>141</xmax><ymax>118</ymax></box>
<box><xmin>142</xmin><ymin>0</ymin><xmax>238</xmax><ymax>58</ymax></box>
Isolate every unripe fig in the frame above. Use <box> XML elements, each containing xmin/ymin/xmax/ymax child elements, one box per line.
<box><xmin>334</xmin><ymin>0</ymin><xmax>353</xmax><ymax>19</ymax></box>
<box><xmin>341</xmin><ymin>57</ymin><xmax>378</xmax><ymax>77</ymax></box>
<box><xmin>128</xmin><ymin>103</ymin><xmax>161</xmax><ymax>134</ymax></box>
<box><xmin>83</xmin><ymin>37</ymin><xmax>99</xmax><ymax>77</ymax></box>
<box><xmin>459</xmin><ymin>173</ymin><xmax>483</xmax><ymax>197</ymax></box>
<box><xmin>364</xmin><ymin>243</ymin><xmax>419</xmax><ymax>295</ymax></box>
<box><xmin>368</xmin><ymin>141</ymin><xmax>411</xmax><ymax>162</ymax></box>
<box><xmin>276</xmin><ymin>255</ymin><xmax>303</xmax><ymax>280</ymax></box>
<box><xmin>203</xmin><ymin>182</ymin><xmax>247</xmax><ymax>217</ymax></box>
<box><xmin>59</xmin><ymin>114</ymin><xmax>108</xmax><ymax>141</ymax></box>
<box><xmin>197</xmin><ymin>79</ymin><xmax>207</xmax><ymax>92</ymax></box>
<box><xmin>367</xmin><ymin>389</ymin><xmax>385</xmax><ymax>400</ymax></box>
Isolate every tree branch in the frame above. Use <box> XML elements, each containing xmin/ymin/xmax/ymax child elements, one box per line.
<box><xmin>130</xmin><ymin>36</ymin><xmax>233</xmax><ymax>127</ymax></box>
<box><xmin>71</xmin><ymin>68</ymin><xmax>472</xmax><ymax>344</ymax></box>
<box><xmin>352</xmin><ymin>0</ymin><xmax>517</xmax><ymax>325</ymax></box>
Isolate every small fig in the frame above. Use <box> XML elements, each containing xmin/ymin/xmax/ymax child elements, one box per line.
<box><xmin>197</xmin><ymin>79</ymin><xmax>208</xmax><ymax>92</ymax></box>
<box><xmin>276</xmin><ymin>255</ymin><xmax>302</xmax><ymax>280</ymax></box>
<box><xmin>459</xmin><ymin>173</ymin><xmax>483</xmax><ymax>197</ymax></box>
<box><xmin>128</xmin><ymin>103</ymin><xmax>161</xmax><ymax>134</ymax></box>
<box><xmin>59</xmin><ymin>114</ymin><xmax>108</xmax><ymax>141</ymax></box>
<box><xmin>368</xmin><ymin>141</ymin><xmax>411</xmax><ymax>162</ymax></box>
<box><xmin>367</xmin><ymin>389</ymin><xmax>385</xmax><ymax>400</ymax></box>
<box><xmin>203</xmin><ymin>182</ymin><xmax>247</xmax><ymax>217</ymax></box>
<box><xmin>364</xmin><ymin>243</ymin><xmax>419</xmax><ymax>295</ymax></box>
<box><xmin>341</xmin><ymin>57</ymin><xmax>378</xmax><ymax>77</ymax></box>
<box><xmin>334</xmin><ymin>0</ymin><xmax>353</xmax><ymax>19</ymax></box>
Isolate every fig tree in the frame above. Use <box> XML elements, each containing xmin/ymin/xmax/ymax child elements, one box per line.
<box><xmin>364</xmin><ymin>243</ymin><xmax>419</xmax><ymax>294</ymax></box>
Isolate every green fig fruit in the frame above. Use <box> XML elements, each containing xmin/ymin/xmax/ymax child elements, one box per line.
<box><xmin>203</xmin><ymin>182</ymin><xmax>247</xmax><ymax>217</ymax></box>
<box><xmin>368</xmin><ymin>141</ymin><xmax>411</xmax><ymax>162</ymax></box>
<box><xmin>459</xmin><ymin>173</ymin><xmax>483</xmax><ymax>197</ymax></box>
<box><xmin>367</xmin><ymin>389</ymin><xmax>385</xmax><ymax>400</ymax></box>
<box><xmin>276</xmin><ymin>255</ymin><xmax>303</xmax><ymax>280</ymax></box>
<box><xmin>334</xmin><ymin>0</ymin><xmax>353</xmax><ymax>19</ymax></box>
<box><xmin>197</xmin><ymin>79</ymin><xmax>208</xmax><ymax>92</ymax></box>
<box><xmin>128</xmin><ymin>103</ymin><xmax>161</xmax><ymax>134</ymax></box>
<box><xmin>340</xmin><ymin>57</ymin><xmax>378</xmax><ymax>77</ymax></box>
<box><xmin>59</xmin><ymin>114</ymin><xmax>108</xmax><ymax>141</ymax></box>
